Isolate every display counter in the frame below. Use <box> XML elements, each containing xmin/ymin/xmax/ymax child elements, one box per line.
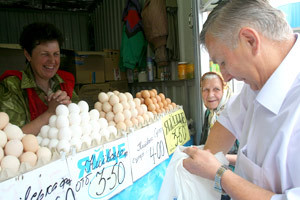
<box><xmin>0</xmin><ymin>108</ymin><xmax>191</xmax><ymax>199</ymax></box>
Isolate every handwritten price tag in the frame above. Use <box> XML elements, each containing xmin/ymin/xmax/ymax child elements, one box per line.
<box><xmin>0</xmin><ymin>159</ymin><xmax>74</xmax><ymax>200</ymax></box>
<box><xmin>67</xmin><ymin>137</ymin><xmax>132</xmax><ymax>200</ymax></box>
<box><xmin>162</xmin><ymin>108</ymin><xmax>190</xmax><ymax>155</ymax></box>
<box><xmin>128</xmin><ymin>120</ymin><xmax>169</xmax><ymax>181</ymax></box>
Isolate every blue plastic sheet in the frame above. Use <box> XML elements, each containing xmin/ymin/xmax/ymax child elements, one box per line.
<box><xmin>111</xmin><ymin>138</ymin><xmax>193</xmax><ymax>199</ymax></box>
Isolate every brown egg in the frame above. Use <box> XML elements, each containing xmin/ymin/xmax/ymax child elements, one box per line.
<box><xmin>161</xmin><ymin>108</ymin><xmax>166</xmax><ymax>113</ymax></box>
<box><xmin>144</xmin><ymin>98</ymin><xmax>153</xmax><ymax>106</ymax></box>
<box><xmin>149</xmin><ymin>90</ymin><xmax>155</xmax><ymax>98</ymax></box>
<box><xmin>168</xmin><ymin>104</ymin><xmax>173</xmax><ymax>110</ymax></box>
<box><xmin>158</xmin><ymin>102</ymin><xmax>164</xmax><ymax>108</ymax></box>
<box><xmin>166</xmin><ymin>98</ymin><xmax>172</xmax><ymax>104</ymax></box>
<box><xmin>148</xmin><ymin>103</ymin><xmax>156</xmax><ymax>112</ymax></box>
<box><xmin>151</xmin><ymin>97</ymin><xmax>158</xmax><ymax>104</ymax></box>
<box><xmin>162</xmin><ymin>99</ymin><xmax>168</xmax><ymax>107</ymax></box>
<box><xmin>19</xmin><ymin>152</ymin><xmax>37</xmax><ymax>167</ymax></box>
<box><xmin>164</xmin><ymin>106</ymin><xmax>170</xmax><ymax>111</ymax></box>
<box><xmin>171</xmin><ymin>102</ymin><xmax>176</xmax><ymax>108</ymax></box>
<box><xmin>152</xmin><ymin>110</ymin><xmax>157</xmax><ymax>115</ymax></box>
<box><xmin>142</xmin><ymin>90</ymin><xmax>150</xmax><ymax>99</ymax></box>
<box><xmin>22</xmin><ymin>134</ymin><xmax>39</xmax><ymax>153</ymax></box>
<box><xmin>156</xmin><ymin>95</ymin><xmax>161</xmax><ymax>102</ymax></box>
<box><xmin>156</xmin><ymin>108</ymin><xmax>162</xmax><ymax>113</ymax></box>
<box><xmin>140</xmin><ymin>98</ymin><xmax>145</xmax><ymax>104</ymax></box>
<box><xmin>151</xmin><ymin>89</ymin><xmax>158</xmax><ymax>96</ymax></box>
<box><xmin>158</xmin><ymin>93</ymin><xmax>165</xmax><ymax>100</ymax></box>
<box><xmin>136</xmin><ymin>92</ymin><xmax>142</xmax><ymax>98</ymax></box>
<box><xmin>155</xmin><ymin>103</ymin><xmax>160</xmax><ymax>110</ymax></box>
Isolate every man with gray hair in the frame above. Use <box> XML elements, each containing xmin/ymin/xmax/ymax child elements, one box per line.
<box><xmin>183</xmin><ymin>0</ymin><xmax>300</xmax><ymax>199</ymax></box>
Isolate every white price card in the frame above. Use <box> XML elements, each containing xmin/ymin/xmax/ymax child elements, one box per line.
<box><xmin>128</xmin><ymin>120</ymin><xmax>169</xmax><ymax>181</ymax></box>
<box><xmin>0</xmin><ymin>159</ymin><xmax>74</xmax><ymax>200</ymax></box>
<box><xmin>67</xmin><ymin>137</ymin><xmax>132</xmax><ymax>200</ymax></box>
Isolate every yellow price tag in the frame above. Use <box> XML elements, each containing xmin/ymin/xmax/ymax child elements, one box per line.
<box><xmin>162</xmin><ymin>109</ymin><xmax>190</xmax><ymax>155</ymax></box>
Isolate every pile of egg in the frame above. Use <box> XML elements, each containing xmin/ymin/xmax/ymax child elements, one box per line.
<box><xmin>94</xmin><ymin>90</ymin><xmax>154</xmax><ymax>131</ymax></box>
<box><xmin>0</xmin><ymin>112</ymin><xmax>52</xmax><ymax>175</ymax></box>
<box><xmin>37</xmin><ymin>100</ymin><xmax>118</xmax><ymax>154</ymax></box>
<box><xmin>136</xmin><ymin>89</ymin><xmax>177</xmax><ymax>114</ymax></box>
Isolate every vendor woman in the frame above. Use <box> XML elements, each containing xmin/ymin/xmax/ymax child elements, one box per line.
<box><xmin>0</xmin><ymin>22</ymin><xmax>79</xmax><ymax>135</ymax></box>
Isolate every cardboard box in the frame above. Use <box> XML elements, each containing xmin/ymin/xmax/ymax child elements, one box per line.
<box><xmin>104</xmin><ymin>49</ymin><xmax>127</xmax><ymax>81</ymax></box>
<box><xmin>0</xmin><ymin>44</ymin><xmax>26</xmax><ymax>75</ymax></box>
<box><xmin>60</xmin><ymin>50</ymin><xmax>106</xmax><ymax>84</ymax></box>
<box><xmin>108</xmin><ymin>80</ymin><xmax>128</xmax><ymax>93</ymax></box>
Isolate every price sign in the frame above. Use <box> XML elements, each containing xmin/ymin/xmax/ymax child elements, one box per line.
<box><xmin>128</xmin><ymin>120</ymin><xmax>169</xmax><ymax>181</ymax></box>
<box><xmin>67</xmin><ymin>137</ymin><xmax>132</xmax><ymax>200</ymax></box>
<box><xmin>162</xmin><ymin>108</ymin><xmax>190</xmax><ymax>155</ymax></box>
<box><xmin>0</xmin><ymin>159</ymin><xmax>74</xmax><ymax>200</ymax></box>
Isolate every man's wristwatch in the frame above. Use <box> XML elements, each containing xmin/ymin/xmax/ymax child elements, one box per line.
<box><xmin>214</xmin><ymin>164</ymin><xmax>229</xmax><ymax>194</ymax></box>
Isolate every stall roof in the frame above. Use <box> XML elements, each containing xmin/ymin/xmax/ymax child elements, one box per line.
<box><xmin>0</xmin><ymin>0</ymin><xmax>100</xmax><ymax>12</ymax></box>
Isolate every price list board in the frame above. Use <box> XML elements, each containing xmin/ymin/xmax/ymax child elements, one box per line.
<box><xmin>162</xmin><ymin>108</ymin><xmax>190</xmax><ymax>155</ymax></box>
<box><xmin>67</xmin><ymin>137</ymin><xmax>132</xmax><ymax>200</ymax></box>
<box><xmin>0</xmin><ymin>159</ymin><xmax>73</xmax><ymax>200</ymax></box>
<box><xmin>128</xmin><ymin>120</ymin><xmax>169</xmax><ymax>182</ymax></box>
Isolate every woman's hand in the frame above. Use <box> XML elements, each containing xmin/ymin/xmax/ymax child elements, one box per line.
<box><xmin>183</xmin><ymin>147</ymin><xmax>222</xmax><ymax>180</ymax></box>
<box><xmin>46</xmin><ymin>90</ymin><xmax>71</xmax><ymax>114</ymax></box>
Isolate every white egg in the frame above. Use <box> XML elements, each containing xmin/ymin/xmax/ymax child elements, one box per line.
<box><xmin>128</xmin><ymin>100</ymin><xmax>136</xmax><ymax>109</ymax></box>
<box><xmin>89</xmin><ymin>109</ymin><xmax>100</xmax><ymax>120</ymax></box>
<box><xmin>143</xmin><ymin>113</ymin><xmax>150</xmax><ymax>122</ymax></box>
<box><xmin>99</xmin><ymin>111</ymin><xmax>106</xmax><ymax>118</ymax></box>
<box><xmin>78</xmin><ymin>100</ymin><xmax>89</xmax><ymax>113</ymax></box>
<box><xmin>81</xmin><ymin>135</ymin><xmax>92</xmax><ymax>147</ymax></box>
<box><xmin>99</xmin><ymin>128</ymin><xmax>110</xmax><ymax>141</ymax></box>
<box><xmin>58</xmin><ymin>127</ymin><xmax>72</xmax><ymax>141</ymax></box>
<box><xmin>0</xmin><ymin>130</ymin><xmax>7</xmax><ymax>148</ymax></box>
<box><xmin>68</xmin><ymin>103</ymin><xmax>80</xmax><ymax>114</ymax></box>
<box><xmin>0</xmin><ymin>112</ymin><xmax>9</xmax><ymax>130</ymax></box>
<box><xmin>98</xmin><ymin>92</ymin><xmax>109</xmax><ymax>103</ymax></box>
<box><xmin>1</xmin><ymin>155</ymin><xmax>20</xmax><ymax>174</ymax></box>
<box><xmin>107</xmin><ymin>126</ymin><xmax>118</xmax><ymax>137</ymax></box>
<box><xmin>124</xmin><ymin>119</ymin><xmax>133</xmax><ymax>129</ymax></box>
<box><xmin>36</xmin><ymin>147</ymin><xmax>52</xmax><ymax>162</ymax></box>
<box><xmin>48</xmin><ymin>139</ymin><xmax>59</xmax><ymax>150</ymax></box>
<box><xmin>130</xmin><ymin>108</ymin><xmax>138</xmax><ymax>118</ymax></box>
<box><xmin>123</xmin><ymin>109</ymin><xmax>132</xmax><ymax>120</ymax></box>
<box><xmin>81</xmin><ymin>123</ymin><xmax>92</xmax><ymax>136</ymax></box>
<box><xmin>114</xmin><ymin>112</ymin><xmax>124</xmax><ymax>123</ymax></box>
<box><xmin>69</xmin><ymin>113</ymin><xmax>81</xmax><ymax>126</ymax></box>
<box><xmin>22</xmin><ymin>134</ymin><xmax>39</xmax><ymax>153</ymax></box>
<box><xmin>40</xmin><ymin>125</ymin><xmax>51</xmax><ymax>138</ymax></box>
<box><xmin>141</xmin><ymin>104</ymin><xmax>148</xmax><ymax>113</ymax></box>
<box><xmin>121</xmin><ymin>101</ymin><xmax>130</xmax><ymax>110</ymax></box>
<box><xmin>137</xmin><ymin>115</ymin><xmax>145</xmax><ymax>124</ymax></box>
<box><xmin>36</xmin><ymin>135</ymin><xmax>43</xmax><ymax>145</ymax></box>
<box><xmin>113</xmin><ymin>103</ymin><xmax>123</xmax><ymax>114</ymax></box>
<box><xmin>113</xmin><ymin>90</ymin><xmax>120</xmax><ymax>95</ymax></box>
<box><xmin>49</xmin><ymin>115</ymin><xmax>57</xmax><ymax>127</ymax></box>
<box><xmin>107</xmin><ymin>91</ymin><xmax>114</xmax><ymax>97</ymax></box>
<box><xmin>102</xmin><ymin>102</ymin><xmax>112</xmax><ymax>113</ymax></box>
<box><xmin>56</xmin><ymin>115</ymin><xmax>69</xmax><ymax>129</ymax></box>
<box><xmin>0</xmin><ymin>148</ymin><xmax>4</xmax><ymax>162</ymax></box>
<box><xmin>118</xmin><ymin>93</ymin><xmax>127</xmax><ymax>102</ymax></box>
<box><xmin>56</xmin><ymin>104</ymin><xmax>69</xmax><ymax>116</ymax></box>
<box><xmin>5</xmin><ymin>140</ymin><xmax>23</xmax><ymax>157</ymax></box>
<box><xmin>125</xmin><ymin>92</ymin><xmax>133</xmax><ymax>101</ymax></box>
<box><xmin>80</xmin><ymin>112</ymin><xmax>90</xmax><ymax>125</ymax></box>
<box><xmin>105</xmin><ymin>112</ymin><xmax>115</xmax><ymax>122</ymax></box>
<box><xmin>98</xmin><ymin>118</ymin><xmax>108</xmax><ymax>130</ymax></box>
<box><xmin>131</xmin><ymin>117</ymin><xmax>139</xmax><ymax>126</ymax></box>
<box><xmin>94</xmin><ymin>101</ymin><xmax>102</xmax><ymax>112</ymax></box>
<box><xmin>133</xmin><ymin>98</ymin><xmax>141</xmax><ymax>107</ymax></box>
<box><xmin>48</xmin><ymin>127</ymin><xmax>59</xmax><ymax>139</ymax></box>
<box><xmin>109</xmin><ymin>94</ymin><xmax>119</xmax><ymax>106</ymax></box>
<box><xmin>41</xmin><ymin>138</ymin><xmax>50</xmax><ymax>147</ymax></box>
<box><xmin>70</xmin><ymin>137</ymin><xmax>82</xmax><ymax>151</ymax></box>
<box><xmin>56</xmin><ymin>139</ymin><xmax>71</xmax><ymax>153</ymax></box>
<box><xmin>108</xmin><ymin>121</ymin><xmax>116</xmax><ymax>127</ymax></box>
<box><xmin>70</xmin><ymin>125</ymin><xmax>82</xmax><ymax>138</ymax></box>
<box><xmin>4</xmin><ymin>123</ymin><xmax>23</xmax><ymax>140</ymax></box>
<box><xmin>136</xmin><ymin>106</ymin><xmax>144</xmax><ymax>116</ymax></box>
<box><xmin>90</xmin><ymin>120</ymin><xmax>100</xmax><ymax>133</ymax></box>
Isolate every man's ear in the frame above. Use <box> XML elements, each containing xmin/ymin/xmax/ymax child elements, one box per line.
<box><xmin>239</xmin><ymin>27</ymin><xmax>260</xmax><ymax>55</ymax></box>
<box><xmin>24</xmin><ymin>49</ymin><xmax>31</xmax><ymax>62</ymax></box>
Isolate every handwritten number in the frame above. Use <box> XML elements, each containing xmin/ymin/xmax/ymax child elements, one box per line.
<box><xmin>118</xmin><ymin>162</ymin><xmax>125</xmax><ymax>184</ymax></box>
<box><xmin>96</xmin><ymin>168</ymin><xmax>106</xmax><ymax>196</ymax></box>
<box><xmin>109</xmin><ymin>163</ymin><xmax>117</xmax><ymax>190</ymax></box>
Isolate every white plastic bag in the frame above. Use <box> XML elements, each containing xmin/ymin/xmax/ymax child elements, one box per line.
<box><xmin>158</xmin><ymin>145</ymin><xmax>229</xmax><ymax>200</ymax></box>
